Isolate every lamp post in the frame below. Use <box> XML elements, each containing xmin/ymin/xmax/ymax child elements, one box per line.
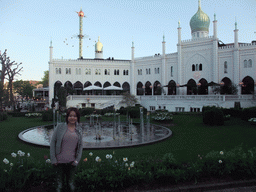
<box><xmin>87</xmin><ymin>97</ymin><xmax>90</xmax><ymax>107</ymax></box>
<box><xmin>142</xmin><ymin>86</ymin><xmax>145</xmax><ymax>95</ymax></box>
<box><xmin>176</xmin><ymin>83</ymin><xmax>180</xmax><ymax>95</ymax></box>
<box><xmin>150</xmin><ymin>85</ymin><xmax>153</xmax><ymax>95</ymax></box>
<box><xmin>197</xmin><ymin>82</ymin><xmax>201</xmax><ymax>95</ymax></box>
<box><xmin>220</xmin><ymin>81</ymin><xmax>224</xmax><ymax>95</ymax></box>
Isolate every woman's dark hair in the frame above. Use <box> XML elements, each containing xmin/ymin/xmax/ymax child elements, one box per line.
<box><xmin>66</xmin><ymin>107</ymin><xmax>80</xmax><ymax>124</ymax></box>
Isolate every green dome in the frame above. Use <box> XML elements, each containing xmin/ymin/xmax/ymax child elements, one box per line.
<box><xmin>190</xmin><ymin>3</ymin><xmax>210</xmax><ymax>33</ymax></box>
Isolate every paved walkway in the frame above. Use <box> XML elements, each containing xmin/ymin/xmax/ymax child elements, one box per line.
<box><xmin>207</xmin><ymin>186</ymin><xmax>256</xmax><ymax>192</ymax></box>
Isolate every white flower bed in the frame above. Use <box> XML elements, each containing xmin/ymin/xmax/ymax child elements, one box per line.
<box><xmin>25</xmin><ymin>113</ymin><xmax>42</xmax><ymax>118</ymax></box>
<box><xmin>152</xmin><ymin>111</ymin><xmax>173</xmax><ymax>121</ymax></box>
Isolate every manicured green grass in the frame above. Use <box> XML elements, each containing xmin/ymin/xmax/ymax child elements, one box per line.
<box><xmin>1</xmin><ymin>114</ymin><xmax>255</xmax><ymax>166</ymax></box>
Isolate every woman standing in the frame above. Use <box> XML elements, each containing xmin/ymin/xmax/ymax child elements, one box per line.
<box><xmin>50</xmin><ymin>107</ymin><xmax>83</xmax><ymax>192</ymax></box>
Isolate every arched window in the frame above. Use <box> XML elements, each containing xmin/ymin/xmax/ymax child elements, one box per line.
<box><xmin>140</xmin><ymin>69</ymin><xmax>142</xmax><ymax>75</ymax></box>
<box><xmin>196</xmin><ymin>64</ymin><xmax>198</xmax><ymax>71</ymax></box>
<box><xmin>123</xmin><ymin>70</ymin><xmax>125</xmax><ymax>75</ymax></box>
<box><xmin>68</xmin><ymin>68</ymin><xmax>71</xmax><ymax>74</ymax></box>
<box><xmin>138</xmin><ymin>69</ymin><xmax>140</xmax><ymax>75</ymax></box>
<box><xmin>224</xmin><ymin>61</ymin><xmax>227</xmax><ymax>73</ymax></box>
<box><xmin>146</xmin><ymin>69</ymin><xmax>148</xmax><ymax>74</ymax></box>
<box><xmin>171</xmin><ymin>66</ymin><xmax>173</xmax><ymax>77</ymax></box>
<box><xmin>117</xmin><ymin>70</ymin><xmax>119</xmax><ymax>75</ymax></box>
<box><xmin>154</xmin><ymin>68</ymin><xmax>156</xmax><ymax>74</ymax></box>
<box><xmin>192</xmin><ymin>64</ymin><xmax>195</xmax><ymax>71</ymax></box>
<box><xmin>105</xmin><ymin>69</ymin><xmax>108</xmax><ymax>75</ymax></box>
<box><xmin>199</xmin><ymin>64</ymin><xmax>202</xmax><ymax>71</ymax></box>
<box><xmin>248</xmin><ymin>59</ymin><xmax>252</xmax><ymax>68</ymax></box>
<box><xmin>244</xmin><ymin>60</ymin><xmax>247</xmax><ymax>68</ymax></box>
<box><xmin>126</xmin><ymin>70</ymin><xmax>128</xmax><ymax>75</ymax></box>
<box><xmin>149</xmin><ymin>68</ymin><xmax>150</xmax><ymax>74</ymax></box>
<box><xmin>157</xmin><ymin>68</ymin><xmax>160</xmax><ymax>74</ymax></box>
<box><xmin>56</xmin><ymin>68</ymin><xmax>58</xmax><ymax>74</ymax></box>
<box><xmin>114</xmin><ymin>70</ymin><xmax>116</xmax><ymax>75</ymax></box>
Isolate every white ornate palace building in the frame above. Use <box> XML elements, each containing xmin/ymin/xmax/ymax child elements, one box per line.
<box><xmin>49</xmin><ymin>1</ymin><xmax>256</xmax><ymax>112</ymax></box>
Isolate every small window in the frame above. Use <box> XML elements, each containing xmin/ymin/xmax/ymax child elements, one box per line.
<box><xmin>69</xmin><ymin>68</ymin><xmax>71</xmax><ymax>74</ymax></box>
<box><xmin>105</xmin><ymin>69</ymin><xmax>108</xmax><ymax>75</ymax></box>
<box><xmin>123</xmin><ymin>70</ymin><xmax>125</xmax><ymax>75</ymax></box>
<box><xmin>171</xmin><ymin>66</ymin><xmax>173</xmax><ymax>77</ymax></box>
<box><xmin>244</xmin><ymin>60</ymin><xmax>247</xmax><ymax>68</ymax></box>
<box><xmin>248</xmin><ymin>59</ymin><xmax>252</xmax><ymax>68</ymax></box>
<box><xmin>117</xmin><ymin>70</ymin><xmax>119</xmax><ymax>75</ymax></box>
<box><xmin>59</xmin><ymin>68</ymin><xmax>61</xmax><ymax>74</ymax></box>
<box><xmin>56</xmin><ymin>68</ymin><xmax>58</xmax><ymax>74</ymax></box>
<box><xmin>149</xmin><ymin>68</ymin><xmax>150</xmax><ymax>74</ymax></box>
<box><xmin>157</xmin><ymin>68</ymin><xmax>160</xmax><ymax>74</ymax></box>
<box><xmin>126</xmin><ymin>70</ymin><xmax>128</xmax><ymax>75</ymax></box>
<box><xmin>114</xmin><ymin>70</ymin><xmax>116</xmax><ymax>75</ymax></box>
<box><xmin>192</xmin><ymin>64</ymin><xmax>195</xmax><ymax>71</ymax></box>
<box><xmin>196</xmin><ymin>64</ymin><xmax>198</xmax><ymax>71</ymax></box>
<box><xmin>224</xmin><ymin>61</ymin><xmax>227</xmax><ymax>73</ymax></box>
<box><xmin>199</xmin><ymin>64</ymin><xmax>202</xmax><ymax>71</ymax></box>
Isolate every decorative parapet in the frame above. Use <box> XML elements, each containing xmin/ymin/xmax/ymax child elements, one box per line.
<box><xmin>52</xmin><ymin>58</ymin><xmax>131</xmax><ymax>63</ymax></box>
<box><xmin>218</xmin><ymin>45</ymin><xmax>234</xmax><ymax>50</ymax></box>
<box><xmin>140</xmin><ymin>95</ymin><xmax>253</xmax><ymax>101</ymax></box>
<box><xmin>181</xmin><ymin>36</ymin><xmax>214</xmax><ymax>43</ymax></box>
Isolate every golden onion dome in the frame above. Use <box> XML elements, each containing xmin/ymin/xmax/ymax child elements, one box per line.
<box><xmin>190</xmin><ymin>0</ymin><xmax>210</xmax><ymax>33</ymax></box>
<box><xmin>95</xmin><ymin>36</ymin><xmax>103</xmax><ymax>52</ymax></box>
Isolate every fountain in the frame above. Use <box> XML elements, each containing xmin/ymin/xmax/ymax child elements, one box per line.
<box><xmin>18</xmin><ymin>111</ymin><xmax>172</xmax><ymax>149</ymax></box>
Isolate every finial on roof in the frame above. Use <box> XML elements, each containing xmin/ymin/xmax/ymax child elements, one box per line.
<box><xmin>214</xmin><ymin>13</ymin><xmax>216</xmax><ymax>21</ymax></box>
<box><xmin>198</xmin><ymin>0</ymin><xmax>201</xmax><ymax>9</ymax></box>
<box><xmin>163</xmin><ymin>32</ymin><xmax>165</xmax><ymax>42</ymax></box>
<box><xmin>178</xmin><ymin>20</ymin><xmax>180</xmax><ymax>28</ymax></box>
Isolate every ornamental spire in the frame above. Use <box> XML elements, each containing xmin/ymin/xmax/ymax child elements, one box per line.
<box><xmin>198</xmin><ymin>0</ymin><xmax>201</xmax><ymax>9</ymax></box>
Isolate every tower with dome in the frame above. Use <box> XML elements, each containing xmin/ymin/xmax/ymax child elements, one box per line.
<box><xmin>48</xmin><ymin>1</ymin><xmax>255</xmax><ymax>111</ymax></box>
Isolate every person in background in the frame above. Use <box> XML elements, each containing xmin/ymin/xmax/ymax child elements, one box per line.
<box><xmin>50</xmin><ymin>107</ymin><xmax>83</xmax><ymax>192</ymax></box>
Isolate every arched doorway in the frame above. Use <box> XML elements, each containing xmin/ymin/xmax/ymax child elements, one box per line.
<box><xmin>187</xmin><ymin>79</ymin><xmax>197</xmax><ymax>95</ymax></box>
<box><xmin>122</xmin><ymin>82</ymin><xmax>130</xmax><ymax>93</ymax></box>
<box><xmin>153</xmin><ymin>81</ymin><xmax>161</xmax><ymax>95</ymax></box>
<box><xmin>64</xmin><ymin>81</ymin><xmax>73</xmax><ymax>95</ymax></box>
<box><xmin>74</xmin><ymin>81</ymin><xmax>83</xmax><ymax>95</ymax></box>
<box><xmin>54</xmin><ymin>81</ymin><xmax>62</xmax><ymax>98</ymax></box>
<box><xmin>220</xmin><ymin>77</ymin><xmax>232</xmax><ymax>94</ymax></box>
<box><xmin>137</xmin><ymin>82</ymin><xmax>143</xmax><ymax>95</ymax></box>
<box><xmin>167</xmin><ymin>80</ymin><xmax>176</xmax><ymax>95</ymax></box>
<box><xmin>145</xmin><ymin>81</ymin><xmax>152</xmax><ymax>95</ymax></box>
<box><xmin>198</xmin><ymin>78</ymin><xmax>208</xmax><ymax>95</ymax></box>
<box><xmin>103</xmin><ymin>81</ymin><xmax>111</xmax><ymax>95</ymax></box>
<box><xmin>242</xmin><ymin>76</ymin><xmax>254</xmax><ymax>94</ymax></box>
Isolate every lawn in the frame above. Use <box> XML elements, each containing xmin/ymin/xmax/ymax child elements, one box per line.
<box><xmin>0</xmin><ymin>113</ymin><xmax>255</xmax><ymax>165</ymax></box>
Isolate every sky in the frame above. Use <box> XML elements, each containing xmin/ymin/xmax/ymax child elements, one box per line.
<box><xmin>1</xmin><ymin>0</ymin><xmax>256</xmax><ymax>81</ymax></box>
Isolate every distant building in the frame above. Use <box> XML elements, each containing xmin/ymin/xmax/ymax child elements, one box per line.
<box><xmin>48</xmin><ymin>1</ymin><xmax>255</xmax><ymax>111</ymax></box>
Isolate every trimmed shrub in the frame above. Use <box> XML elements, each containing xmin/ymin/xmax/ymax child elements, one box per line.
<box><xmin>203</xmin><ymin>106</ymin><xmax>224</xmax><ymax>126</ymax></box>
<box><xmin>241</xmin><ymin>107</ymin><xmax>256</xmax><ymax>121</ymax></box>
<box><xmin>0</xmin><ymin>112</ymin><xmax>8</xmax><ymax>121</ymax></box>
<box><xmin>7</xmin><ymin>112</ymin><xmax>27</xmax><ymax>117</ymax></box>
<box><xmin>79</xmin><ymin>108</ymin><xmax>95</xmax><ymax>116</ymax></box>
<box><xmin>42</xmin><ymin>110</ymin><xmax>54</xmax><ymax>121</ymax></box>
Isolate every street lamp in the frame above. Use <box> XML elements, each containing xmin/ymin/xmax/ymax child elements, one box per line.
<box><xmin>197</xmin><ymin>82</ymin><xmax>201</xmax><ymax>95</ymax></box>
<box><xmin>142</xmin><ymin>86</ymin><xmax>145</xmax><ymax>95</ymax></box>
<box><xmin>150</xmin><ymin>85</ymin><xmax>153</xmax><ymax>95</ymax></box>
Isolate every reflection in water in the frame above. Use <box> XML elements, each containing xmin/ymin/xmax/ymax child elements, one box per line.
<box><xmin>20</xmin><ymin>122</ymin><xmax>172</xmax><ymax>149</ymax></box>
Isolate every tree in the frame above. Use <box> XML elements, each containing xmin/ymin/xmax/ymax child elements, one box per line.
<box><xmin>6</xmin><ymin>62</ymin><xmax>22</xmax><ymax>105</ymax></box>
<box><xmin>120</xmin><ymin>92</ymin><xmax>138</xmax><ymax>107</ymax></box>
<box><xmin>0</xmin><ymin>49</ymin><xmax>23</xmax><ymax>108</ymax></box>
<box><xmin>13</xmin><ymin>80</ymin><xmax>34</xmax><ymax>101</ymax></box>
<box><xmin>40</xmin><ymin>70</ymin><xmax>49</xmax><ymax>87</ymax></box>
